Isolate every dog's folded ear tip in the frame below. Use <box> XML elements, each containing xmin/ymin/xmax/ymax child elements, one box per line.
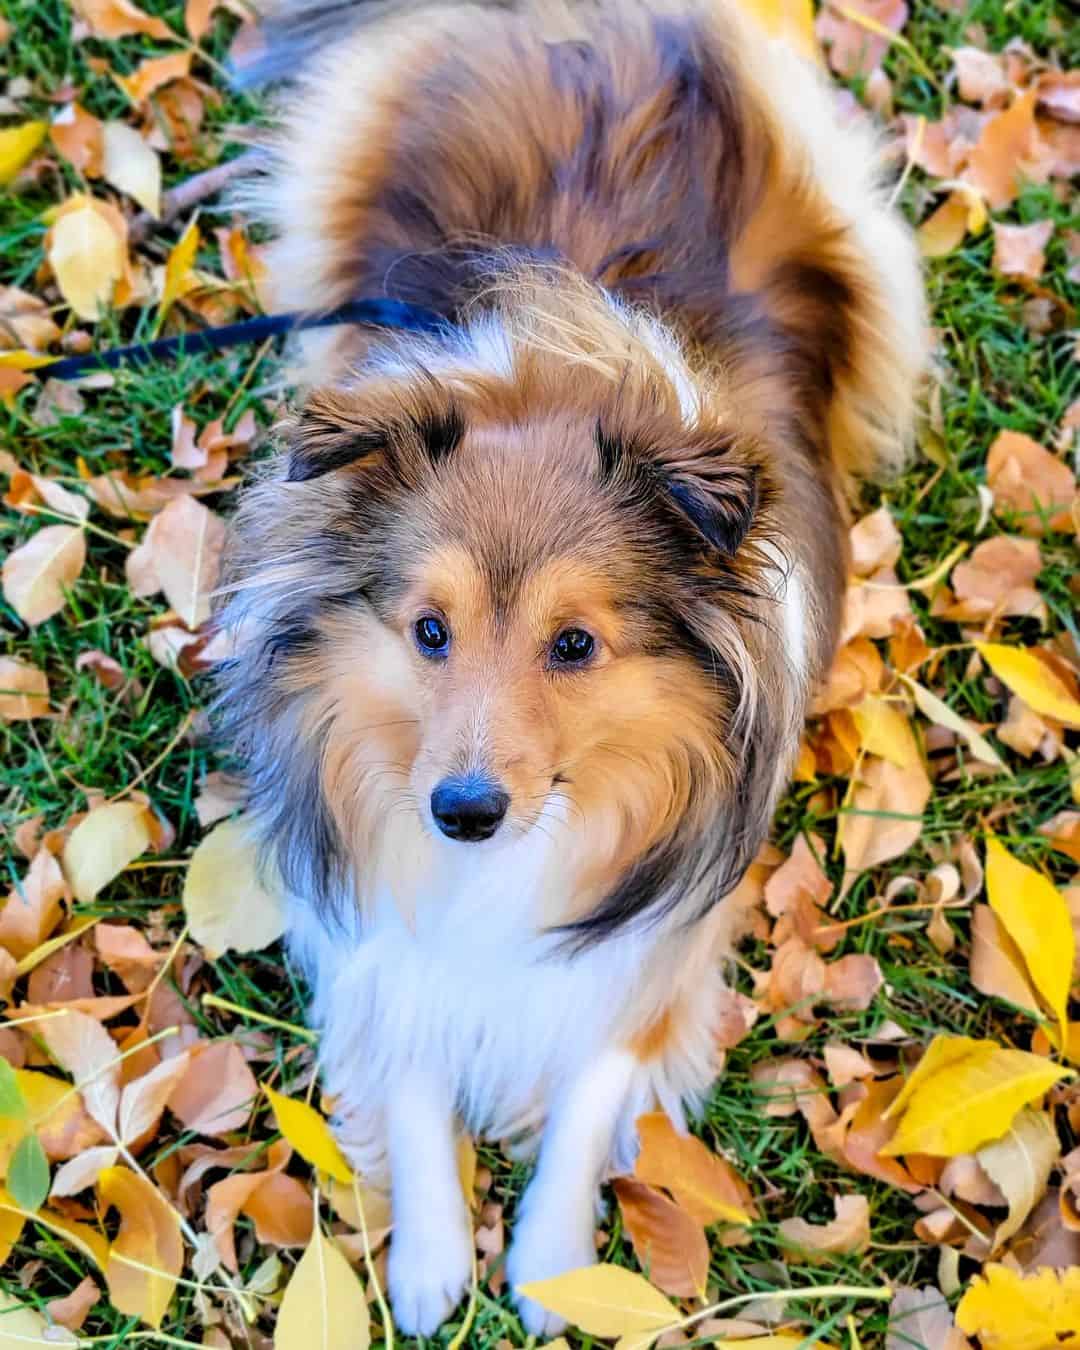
<box><xmin>663</xmin><ymin>458</ymin><xmax>761</xmax><ymax>557</ymax></box>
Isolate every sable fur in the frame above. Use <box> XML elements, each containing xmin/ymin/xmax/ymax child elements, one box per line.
<box><xmin>216</xmin><ymin>0</ymin><xmax>924</xmax><ymax>1333</ymax></box>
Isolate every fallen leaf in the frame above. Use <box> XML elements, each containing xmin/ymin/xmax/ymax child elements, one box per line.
<box><xmin>992</xmin><ymin>220</ymin><xmax>1055</xmax><ymax>282</ymax></box>
<box><xmin>118</xmin><ymin>1052</ymin><xmax>191</xmax><ymax>1146</ymax></box>
<box><xmin>8</xmin><ymin>1131</ymin><xmax>50</xmax><ymax>1210</ymax></box>
<box><xmin>887</xmin><ymin>1286</ymin><xmax>971</xmax><ymax>1350</ymax></box>
<box><xmin>2</xmin><ymin>524</ymin><xmax>86</xmax><ymax>626</ymax></box>
<box><xmin>0</xmin><ymin>657</ymin><xmax>49</xmax><ymax>721</ymax></box>
<box><xmin>47</xmin><ymin>197</ymin><xmax>127</xmax><ymax>322</ymax></box>
<box><xmin>116</xmin><ymin>50</ymin><xmax>193</xmax><ymax>105</ymax></box>
<box><xmin>0</xmin><ymin>1294</ymin><xmax>76</xmax><ymax>1348</ymax></box>
<box><xmin>969</xmin><ymin>905</ymin><xmax>1041</xmax><ymax>1015</ymax></box>
<box><xmin>823</xmin><ymin>1043</ymin><xmax>876</xmax><ymax>1089</ymax></box>
<box><xmin>881</xmin><ymin>1035</ymin><xmax>1071</xmax><ymax>1157</ymax></box>
<box><xmin>956</xmin><ymin>1264</ymin><xmax>1080</xmax><ymax>1350</ymax></box>
<box><xmin>946</xmin><ymin>535</ymin><xmax>1045</xmax><ymax>624</ymax></box>
<box><xmin>1041</xmin><ymin>811</ymin><xmax>1080</xmax><ymax>866</ymax></box>
<box><xmin>824</xmin><ymin>953</ymin><xmax>883</xmax><ymax>1011</ymax></box>
<box><xmin>50</xmin><ymin>1145</ymin><xmax>120</xmax><ymax>1198</ymax></box>
<box><xmin>839</xmin><ymin>753</ymin><xmax>931</xmax><ymax>886</ymax></box>
<box><xmin>951</xmin><ymin>46</ymin><xmax>1009</xmax><ymax>107</ymax></box>
<box><xmin>63</xmin><ymin>799</ymin><xmax>155</xmax><ymax>904</ymax></box>
<box><xmin>14</xmin><ymin>1067</ymin><xmax>105</xmax><ymax>1161</ymax></box>
<box><xmin>35</xmin><ymin>1007</ymin><xmax>121</xmax><ymax>1134</ymax></box>
<box><xmin>160</xmin><ymin>223</ymin><xmax>202</xmax><ymax>321</ymax></box>
<box><xmin>0</xmin><ymin>850</ymin><xmax>68</xmax><ymax>960</ymax></box>
<box><xmin>102</xmin><ymin>122</ymin><xmax>161</xmax><ymax>217</ymax></box>
<box><xmin>0</xmin><ymin>123</ymin><xmax>47</xmax><ymax>185</ymax></box>
<box><xmin>99</xmin><ymin>1166</ymin><xmax>182</xmax><ymax>1329</ymax></box>
<box><xmin>168</xmin><ymin>1041</ymin><xmax>258</xmax><ymax>1137</ymax></box>
<box><xmin>987</xmin><ymin>430</ymin><xmax>1076</xmax><ymax>535</ymax></box>
<box><xmin>918</xmin><ymin>193</ymin><xmax>971</xmax><ymax>258</ymax></box>
<box><xmin>83</xmin><ymin>468</ymin><xmax>232</xmax><ymax>519</ymax></box>
<box><xmin>815</xmin><ymin>0</ymin><xmax>907</xmax><ymax>79</ymax></box>
<box><xmin>137</xmin><ymin>494</ymin><xmax>226</xmax><ymax>628</ymax></box>
<box><xmin>778</xmin><ymin>1193</ymin><xmax>869</xmax><ymax>1263</ymax></box>
<box><xmin>977</xmin><ymin>641</ymin><xmax>1080</xmax><ymax>729</ymax></box>
<box><xmin>275</xmin><ymin>1227</ymin><xmax>369</xmax><ymax>1350</ymax></box>
<box><xmin>182</xmin><ymin>816</ymin><xmax>286</xmax><ymax>958</ymax></box>
<box><xmin>897</xmin><ymin>674</ymin><xmax>1007</xmax><ymax>770</ymax></box>
<box><xmin>612</xmin><ymin>1178</ymin><xmax>708</xmax><ymax>1298</ymax></box>
<box><xmin>852</xmin><ymin>695</ymin><xmax>917</xmax><ymax>768</ymax></box>
<box><xmin>963</xmin><ymin>90</ymin><xmax>1047</xmax><ymax>209</ymax></box>
<box><xmin>194</xmin><ymin>771</ymin><xmax>246</xmax><ymax>827</ymax></box>
<box><xmin>50</xmin><ymin>103</ymin><xmax>104</xmax><ymax>176</ymax></box>
<box><xmin>4</xmin><ymin>470</ymin><xmax>90</xmax><ymax>524</ymax></box>
<box><xmin>265</xmin><ymin>1085</ymin><xmax>352</xmax><ymax>1184</ymax></box>
<box><xmin>976</xmin><ymin>1108</ymin><xmax>1059</xmax><ymax>1249</ymax></box>
<box><xmin>635</xmin><ymin>1112</ymin><xmax>754</xmax><ymax>1226</ymax></box>
<box><xmin>45</xmin><ymin>1276</ymin><xmax>100</xmax><ymax>1332</ymax></box>
<box><xmin>517</xmin><ymin>1263</ymin><xmax>676</xmax><ymax>1339</ymax></box>
<box><xmin>849</xmin><ymin>507</ymin><xmax>901</xmax><ymax>576</ymax></box>
<box><xmin>75</xmin><ymin>649</ymin><xmax>129</xmax><ymax>693</ymax></box>
<box><xmin>1037</xmin><ymin>70</ymin><xmax>1080</xmax><ymax>124</ymax></box>
<box><xmin>985</xmin><ymin>835</ymin><xmax>1074</xmax><ymax>1039</ymax></box>
<box><xmin>69</xmin><ymin>0</ymin><xmax>173</xmax><ymax>38</ymax></box>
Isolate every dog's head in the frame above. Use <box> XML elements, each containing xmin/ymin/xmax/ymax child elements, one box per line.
<box><xmin>218</xmin><ymin>279</ymin><xmax>809</xmax><ymax>937</ymax></box>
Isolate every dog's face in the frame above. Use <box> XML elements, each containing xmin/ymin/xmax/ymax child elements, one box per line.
<box><xmin>220</xmin><ymin>308</ymin><xmax>795</xmax><ymax>934</ymax></box>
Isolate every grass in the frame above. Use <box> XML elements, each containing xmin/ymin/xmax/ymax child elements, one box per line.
<box><xmin>1</xmin><ymin>0</ymin><xmax>1079</xmax><ymax>1345</ymax></box>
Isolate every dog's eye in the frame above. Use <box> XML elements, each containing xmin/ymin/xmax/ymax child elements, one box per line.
<box><xmin>551</xmin><ymin>628</ymin><xmax>594</xmax><ymax>665</ymax></box>
<box><xmin>414</xmin><ymin>615</ymin><xmax>450</xmax><ymax>657</ymax></box>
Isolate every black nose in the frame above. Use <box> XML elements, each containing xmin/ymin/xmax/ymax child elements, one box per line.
<box><xmin>430</xmin><ymin>777</ymin><xmax>509</xmax><ymax>842</ymax></box>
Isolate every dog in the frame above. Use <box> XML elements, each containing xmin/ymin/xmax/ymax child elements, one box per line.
<box><xmin>216</xmin><ymin>0</ymin><xmax>925</xmax><ymax>1334</ymax></box>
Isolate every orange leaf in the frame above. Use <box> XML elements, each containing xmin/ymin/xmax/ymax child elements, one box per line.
<box><xmin>116</xmin><ymin>51</ymin><xmax>193</xmax><ymax>106</ymax></box>
<box><xmin>99</xmin><ymin>1166</ymin><xmax>182</xmax><ymax>1329</ymax></box>
<box><xmin>70</xmin><ymin>0</ymin><xmax>173</xmax><ymax>38</ymax></box>
<box><xmin>613</xmin><ymin>1178</ymin><xmax>708</xmax><ymax>1297</ymax></box>
<box><xmin>987</xmin><ymin>431</ymin><xmax>1076</xmax><ymax>535</ymax></box>
<box><xmin>0</xmin><ymin>656</ymin><xmax>49</xmax><ymax>721</ymax></box>
<box><xmin>49</xmin><ymin>103</ymin><xmax>104</xmax><ymax>177</ymax></box>
<box><xmin>963</xmin><ymin>90</ymin><xmax>1046</xmax><ymax>209</ymax></box>
<box><xmin>635</xmin><ymin>1113</ymin><xmax>754</xmax><ymax>1226</ymax></box>
<box><xmin>167</xmin><ymin>1040</ymin><xmax>258</xmax><ymax>1137</ymax></box>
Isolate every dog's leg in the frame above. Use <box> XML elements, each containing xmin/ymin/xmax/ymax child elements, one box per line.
<box><xmin>507</xmin><ymin>1048</ymin><xmax>637</xmax><ymax>1336</ymax></box>
<box><xmin>385</xmin><ymin>1067</ymin><xmax>472</xmax><ymax>1336</ymax></box>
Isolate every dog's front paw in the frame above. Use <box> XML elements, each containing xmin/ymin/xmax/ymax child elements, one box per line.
<box><xmin>507</xmin><ymin>1205</ymin><xmax>596</xmax><ymax>1337</ymax></box>
<box><xmin>387</xmin><ymin>1210</ymin><xmax>472</xmax><ymax>1337</ymax></box>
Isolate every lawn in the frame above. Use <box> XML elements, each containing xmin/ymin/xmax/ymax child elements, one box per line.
<box><xmin>0</xmin><ymin>0</ymin><xmax>1078</xmax><ymax>1347</ymax></box>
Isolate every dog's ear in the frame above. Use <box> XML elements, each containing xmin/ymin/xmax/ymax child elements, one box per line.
<box><xmin>660</xmin><ymin>456</ymin><xmax>760</xmax><ymax>556</ymax></box>
<box><xmin>284</xmin><ymin>387</ymin><xmax>465</xmax><ymax>483</ymax></box>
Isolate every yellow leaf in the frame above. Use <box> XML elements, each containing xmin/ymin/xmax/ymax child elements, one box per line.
<box><xmin>183</xmin><ymin>816</ymin><xmax>286</xmax><ymax>958</ymax></box>
<box><xmin>14</xmin><ymin>914</ymin><xmax>101</xmax><ymax>978</ymax></box>
<box><xmin>161</xmin><ymin>220</ymin><xmax>201</xmax><ymax>319</ymax></box>
<box><xmin>2</xmin><ymin>524</ymin><xmax>86</xmax><ymax>627</ymax></box>
<box><xmin>0</xmin><ymin>1292</ymin><xmax>74</xmax><ymax>1348</ymax></box>
<box><xmin>516</xmin><ymin>1264</ymin><xmax>676</xmax><ymax>1339</ymax></box>
<box><xmin>880</xmin><ymin>1036</ymin><xmax>1071</xmax><ymax>1157</ymax></box>
<box><xmin>63</xmin><ymin>800</ymin><xmax>154</xmax><ymax>903</ymax></box>
<box><xmin>956</xmin><ymin>1264</ymin><xmax>1080</xmax><ymax>1350</ymax></box>
<box><xmin>0</xmin><ymin>123</ymin><xmax>47</xmax><ymax>185</ymax></box>
<box><xmin>47</xmin><ymin>198</ymin><xmax>126</xmax><ymax>322</ymax></box>
<box><xmin>99</xmin><ymin>1166</ymin><xmax>182</xmax><ymax>1329</ymax></box>
<box><xmin>852</xmin><ymin>695</ymin><xmax>917</xmax><ymax>768</ymax></box>
<box><xmin>986</xmin><ymin>835</ymin><xmax>1074</xmax><ymax>1041</ymax></box>
<box><xmin>897</xmin><ymin>673</ymin><xmax>1008</xmax><ymax>772</ymax></box>
<box><xmin>0</xmin><ymin>1188</ymin><xmax>26</xmax><ymax>1265</ymax></box>
<box><xmin>101</xmin><ymin>122</ymin><xmax>161</xmax><ymax>217</ymax></box>
<box><xmin>918</xmin><ymin>193</ymin><xmax>968</xmax><ymax>259</ymax></box>
<box><xmin>265</xmin><ymin>1087</ymin><xmax>353</xmax><ymax>1186</ymax></box>
<box><xmin>975</xmin><ymin>642</ymin><xmax>1080</xmax><ymax>729</ymax></box>
<box><xmin>274</xmin><ymin>1226</ymin><xmax>369</xmax><ymax>1350</ymax></box>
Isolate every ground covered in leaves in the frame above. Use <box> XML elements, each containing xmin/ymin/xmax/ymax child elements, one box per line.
<box><xmin>1</xmin><ymin>0</ymin><xmax>1079</xmax><ymax>1346</ymax></box>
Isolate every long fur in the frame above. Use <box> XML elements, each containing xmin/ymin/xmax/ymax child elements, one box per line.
<box><xmin>215</xmin><ymin>0</ymin><xmax>925</xmax><ymax>1333</ymax></box>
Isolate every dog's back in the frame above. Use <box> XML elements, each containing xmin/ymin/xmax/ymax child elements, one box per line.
<box><xmin>245</xmin><ymin>0</ymin><xmax>923</xmax><ymax>487</ymax></box>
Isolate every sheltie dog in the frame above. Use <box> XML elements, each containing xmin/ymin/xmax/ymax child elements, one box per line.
<box><xmin>216</xmin><ymin>0</ymin><xmax>924</xmax><ymax>1333</ymax></box>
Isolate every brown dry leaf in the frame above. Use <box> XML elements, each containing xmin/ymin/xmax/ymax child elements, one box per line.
<box><xmin>987</xmin><ymin>430</ymin><xmax>1076</xmax><ymax>535</ymax></box>
<box><xmin>49</xmin><ymin>103</ymin><xmax>104</xmax><ymax>176</ymax></box>
<box><xmin>45</xmin><ymin>1277</ymin><xmax>100</xmax><ymax>1333</ymax></box>
<box><xmin>849</xmin><ymin>507</ymin><xmax>902</xmax><ymax>577</ymax></box>
<box><xmin>814</xmin><ymin>637</ymin><xmax>884</xmax><ymax>714</ymax></box>
<box><xmin>612</xmin><ymin>1178</ymin><xmax>708</xmax><ymax>1298</ymax></box>
<box><xmin>116</xmin><ymin>50</ymin><xmax>193</xmax><ymax>106</ymax></box>
<box><xmin>1037</xmin><ymin>70</ymin><xmax>1080</xmax><ymax>124</ymax></box>
<box><xmin>94</xmin><ymin>924</ymin><xmax>162</xmax><ymax>994</ymax></box>
<box><xmin>0</xmin><ymin>849</ymin><xmax>68</xmax><ymax>959</ymax></box>
<box><xmin>839</xmin><ymin>1076</ymin><xmax>923</xmax><ymax>1192</ymax></box>
<box><xmin>976</xmin><ymin>1108</ymin><xmax>1059</xmax><ymax>1250</ymax></box>
<box><xmin>118</xmin><ymin>1052</ymin><xmax>191</xmax><ymax>1147</ymax></box>
<box><xmin>75</xmin><ymin>649</ymin><xmax>129</xmax><ymax>693</ymax></box>
<box><xmin>951</xmin><ymin>46</ymin><xmax>1010</xmax><ymax>107</ymax></box>
<box><xmin>168</xmin><ymin>1040</ymin><xmax>258</xmax><ymax>1137</ymax></box>
<box><xmin>969</xmin><ymin>904</ymin><xmax>1041</xmax><ymax>1015</ymax></box>
<box><xmin>992</xmin><ymin>220</ymin><xmax>1055</xmax><ymax>282</ymax></box>
<box><xmin>763</xmin><ymin>833</ymin><xmax>840</xmax><ymax>952</ymax></box>
<box><xmin>838</xmin><ymin>752</ymin><xmax>931</xmax><ymax>888</ymax></box>
<box><xmin>70</xmin><ymin>0</ymin><xmax>172</xmax><ymax>38</ymax></box>
<box><xmin>714</xmin><ymin>986</ymin><xmax>759</xmax><ymax>1049</ymax></box>
<box><xmin>2</xmin><ymin>524</ymin><xmax>86</xmax><ymax>626</ymax></box>
<box><xmin>887</xmin><ymin>1286</ymin><xmax>971</xmax><ymax>1350</ymax></box>
<box><xmin>0</xmin><ymin>656</ymin><xmax>49</xmax><ymax>720</ymax></box>
<box><xmin>840</xmin><ymin>568</ymin><xmax>912</xmax><ymax>644</ymax></box>
<box><xmin>815</xmin><ymin>0</ymin><xmax>908</xmax><ymax>79</ymax></box>
<box><xmin>206</xmin><ymin>1139</ymin><xmax>311</xmax><ymax>1271</ymax></box>
<box><xmin>170</xmin><ymin>407</ymin><xmax>203</xmax><ymax>471</ymax></box>
<box><xmin>635</xmin><ymin>1112</ymin><xmax>755</xmax><ymax>1226</ymax></box>
<box><xmin>50</xmin><ymin>1144</ymin><xmax>121</xmax><ymax>1198</ymax></box>
<box><xmin>752</xmin><ymin>1059</ymin><xmax>841</xmax><ymax>1157</ymax></box>
<box><xmin>15</xmin><ymin>1068</ymin><xmax>106</xmax><ymax>1162</ymax></box>
<box><xmin>823</xmin><ymin>1043</ymin><xmax>876</xmax><ymax>1089</ymax></box>
<box><xmin>1040</xmin><ymin>811</ymin><xmax>1080</xmax><ymax>866</ymax></box>
<box><xmin>963</xmin><ymin>90</ymin><xmax>1049</xmax><ymax>208</ymax></box>
<box><xmin>99</xmin><ymin>1166</ymin><xmax>183</xmax><ymax>1329</ymax></box>
<box><xmin>946</xmin><ymin>535</ymin><xmax>1045</xmax><ymax>623</ymax></box>
<box><xmin>4</xmin><ymin>469</ymin><xmax>90</xmax><ymax>524</ymax></box>
<box><xmin>778</xmin><ymin>1193</ymin><xmax>869</xmax><ymax>1263</ymax></box>
<box><xmin>83</xmin><ymin>468</ymin><xmax>232</xmax><ymax>519</ymax></box>
<box><xmin>130</xmin><ymin>495</ymin><xmax>226</xmax><ymax>627</ymax></box>
<box><xmin>824</xmin><ymin>953</ymin><xmax>883</xmax><ymax>1011</ymax></box>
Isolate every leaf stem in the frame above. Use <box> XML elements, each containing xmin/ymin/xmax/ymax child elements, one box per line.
<box><xmin>201</xmin><ymin>993</ymin><xmax>318</xmax><ymax>1043</ymax></box>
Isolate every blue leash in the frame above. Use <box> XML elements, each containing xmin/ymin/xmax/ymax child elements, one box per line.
<box><xmin>39</xmin><ymin>298</ymin><xmax>454</xmax><ymax>381</ymax></box>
